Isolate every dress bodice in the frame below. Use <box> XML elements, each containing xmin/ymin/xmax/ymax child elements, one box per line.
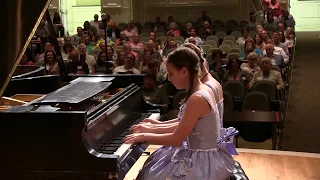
<box><xmin>204</xmin><ymin>81</ymin><xmax>224</xmax><ymax>125</ymax></box>
<box><xmin>177</xmin><ymin>90</ymin><xmax>221</xmax><ymax>150</ymax></box>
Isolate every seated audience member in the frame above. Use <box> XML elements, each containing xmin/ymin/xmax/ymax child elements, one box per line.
<box><xmin>236</xmin><ymin>28</ymin><xmax>249</xmax><ymax>46</ymax></box>
<box><xmin>124</xmin><ymin>23</ymin><xmax>138</xmax><ymax>39</ymax></box>
<box><xmin>20</xmin><ymin>49</ymin><xmax>35</xmax><ymax>66</ymax></box>
<box><xmin>199</xmin><ymin>21</ymin><xmax>212</xmax><ymax>40</ymax></box>
<box><xmin>147</xmin><ymin>60</ymin><xmax>166</xmax><ymax>85</ymax></box>
<box><xmin>123</xmin><ymin>43</ymin><xmax>139</xmax><ymax>61</ymax></box>
<box><xmin>278</xmin><ymin>22</ymin><xmax>286</xmax><ymax>34</ymax></box>
<box><xmin>106</xmin><ymin>46</ymin><xmax>118</xmax><ymax>63</ymax></box>
<box><xmin>36</xmin><ymin>42</ymin><xmax>53</xmax><ymax>65</ymax></box>
<box><xmin>184</xmin><ymin>28</ymin><xmax>203</xmax><ymax>46</ymax></box>
<box><xmin>273</xmin><ymin>31</ymin><xmax>289</xmax><ymax>55</ymax></box>
<box><xmin>139</xmin><ymin>50</ymin><xmax>152</xmax><ymax>73</ymax></box>
<box><xmin>95</xmin><ymin>51</ymin><xmax>107</xmax><ymax>74</ymax></box>
<box><xmin>209</xmin><ymin>49</ymin><xmax>226</xmax><ymax>80</ymax></box>
<box><xmin>88</xmin><ymin>28</ymin><xmax>99</xmax><ymax>43</ymax></box>
<box><xmin>241</xmin><ymin>46</ymin><xmax>254</xmax><ymax>60</ymax></box>
<box><xmin>142</xmin><ymin>73</ymin><xmax>169</xmax><ymax>105</ymax></box>
<box><xmin>263</xmin><ymin>43</ymin><xmax>285</xmax><ymax>68</ymax></box>
<box><xmin>130</xmin><ymin>35</ymin><xmax>144</xmax><ymax>49</ymax></box>
<box><xmin>285</xmin><ymin>29</ymin><xmax>295</xmax><ymax>49</ymax></box>
<box><xmin>254</xmin><ymin>34</ymin><xmax>266</xmax><ymax>51</ymax></box>
<box><xmin>278</xmin><ymin>31</ymin><xmax>286</xmax><ymax>43</ymax></box>
<box><xmin>113</xmin><ymin>53</ymin><xmax>140</xmax><ymax>74</ymax></box>
<box><xmin>240</xmin><ymin>52</ymin><xmax>260</xmax><ymax>81</ymax></box>
<box><xmin>264</xmin><ymin>11</ymin><xmax>278</xmax><ymax>30</ymax></box>
<box><xmin>44</xmin><ymin>50</ymin><xmax>59</xmax><ymax>75</ymax></box>
<box><xmin>62</xmin><ymin>43</ymin><xmax>74</xmax><ymax>61</ymax></box>
<box><xmin>82</xmin><ymin>35</ymin><xmax>94</xmax><ymax>54</ymax></box>
<box><xmin>162</xmin><ymin>37</ymin><xmax>176</xmax><ymax>57</ymax></box>
<box><xmin>149</xmin><ymin>32</ymin><xmax>156</xmax><ymax>42</ymax></box>
<box><xmin>197</xmin><ymin>10</ymin><xmax>212</xmax><ymax>25</ymax></box>
<box><xmin>240</xmin><ymin>38</ymin><xmax>263</xmax><ymax>59</ymax></box>
<box><xmin>114</xmin><ymin>31</ymin><xmax>129</xmax><ymax>47</ymax></box>
<box><xmin>115</xmin><ymin>51</ymin><xmax>126</xmax><ymax>67</ymax></box>
<box><xmin>263</xmin><ymin>0</ymin><xmax>281</xmax><ymax>18</ymax></box>
<box><xmin>181</xmin><ymin>22</ymin><xmax>193</xmax><ymax>38</ymax></box>
<box><xmin>71</xmin><ymin>27</ymin><xmax>84</xmax><ymax>47</ymax></box>
<box><xmin>249</xmin><ymin>57</ymin><xmax>284</xmax><ymax>90</ymax></box>
<box><xmin>245</xmin><ymin>14</ymin><xmax>261</xmax><ymax>29</ymax></box>
<box><xmin>279</xmin><ymin>10</ymin><xmax>295</xmax><ymax>27</ymax></box>
<box><xmin>146</xmin><ymin>40</ymin><xmax>161</xmax><ymax>60</ymax></box>
<box><xmin>66</xmin><ymin>50</ymin><xmax>89</xmax><ymax>74</ymax></box>
<box><xmin>78</xmin><ymin>43</ymin><xmax>97</xmax><ymax>74</ymax></box>
<box><xmin>154</xmin><ymin>39</ymin><xmax>163</xmax><ymax>55</ymax></box>
<box><xmin>223</xmin><ymin>58</ymin><xmax>250</xmax><ymax>83</ymax></box>
<box><xmin>166</xmin><ymin>22</ymin><xmax>180</xmax><ymax>37</ymax></box>
<box><xmin>107</xmin><ymin>21</ymin><xmax>120</xmax><ymax>39</ymax></box>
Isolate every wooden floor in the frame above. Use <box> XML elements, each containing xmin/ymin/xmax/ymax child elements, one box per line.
<box><xmin>125</xmin><ymin>145</ymin><xmax>320</xmax><ymax>180</ymax></box>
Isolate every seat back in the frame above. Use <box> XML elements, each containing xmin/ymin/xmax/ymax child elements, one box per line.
<box><xmin>252</xmin><ymin>80</ymin><xmax>278</xmax><ymax>100</ymax></box>
<box><xmin>223</xmin><ymin>91</ymin><xmax>234</xmax><ymax>111</ymax></box>
<box><xmin>242</xmin><ymin>92</ymin><xmax>270</xmax><ymax>111</ymax></box>
<box><xmin>223</xmin><ymin>80</ymin><xmax>246</xmax><ymax>99</ymax></box>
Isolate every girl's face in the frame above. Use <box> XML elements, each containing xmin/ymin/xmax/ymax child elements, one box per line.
<box><xmin>246</xmin><ymin>41</ymin><xmax>253</xmax><ymax>47</ymax></box>
<box><xmin>100</xmin><ymin>53</ymin><xmax>106</xmax><ymax>62</ymax></box>
<box><xmin>166</xmin><ymin>62</ymin><xmax>188</xmax><ymax>90</ymax></box>
<box><xmin>255</xmin><ymin>35</ymin><xmax>261</xmax><ymax>42</ymax></box>
<box><xmin>47</xmin><ymin>52</ymin><xmax>54</xmax><ymax>62</ymax></box>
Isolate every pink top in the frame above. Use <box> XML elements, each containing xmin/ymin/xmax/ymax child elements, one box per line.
<box><xmin>130</xmin><ymin>42</ymin><xmax>144</xmax><ymax>49</ymax></box>
<box><xmin>124</xmin><ymin>29</ymin><xmax>138</xmax><ymax>38</ymax></box>
<box><xmin>166</xmin><ymin>30</ymin><xmax>180</xmax><ymax>37</ymax></box>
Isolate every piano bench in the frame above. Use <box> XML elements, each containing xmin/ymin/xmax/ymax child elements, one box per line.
<box><xmin>229</xmin><ymin>161</ymin><xmax>249</xmax><ymax>180</ymax></box>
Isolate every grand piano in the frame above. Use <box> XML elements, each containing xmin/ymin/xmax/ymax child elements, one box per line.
<box><xmin>0</xmin><ymin>0</ymin><xmax>164</xmax><ymax>179</ymax></box>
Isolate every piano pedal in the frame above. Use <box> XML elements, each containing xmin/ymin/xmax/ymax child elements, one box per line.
<box><xmin>143</xmin><ymin>151</ymin><xmax>151</xmax><ymax>156</ymax></box>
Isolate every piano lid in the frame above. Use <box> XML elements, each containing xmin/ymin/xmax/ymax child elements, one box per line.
<box><xmin>0</xmin><ymin>0</ymin><xmax>52</xmax><ymax>97</ymax></box>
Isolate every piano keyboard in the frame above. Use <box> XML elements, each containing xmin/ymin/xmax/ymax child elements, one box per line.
<box><xmin>98</xmin><ymin>113</ymin><xmax>160</xmax><ymax>161</ymax></box>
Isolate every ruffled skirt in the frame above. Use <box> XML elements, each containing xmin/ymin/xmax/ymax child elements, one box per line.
<box><xmin>136</xmin><ymin>144</ymin><xmax>235</xmax><ymax>180</ymax></box>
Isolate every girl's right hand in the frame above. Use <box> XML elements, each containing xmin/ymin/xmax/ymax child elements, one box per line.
<box><xmin>130</xmin><ymin>123</ymin><xmax>152</xmax><ymax>133</ymax></box>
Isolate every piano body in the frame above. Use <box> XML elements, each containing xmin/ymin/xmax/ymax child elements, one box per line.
<box><xmin>0</xmin><ymin>0</ymin><xmax>164</xmax><ymax>179</ymax></box>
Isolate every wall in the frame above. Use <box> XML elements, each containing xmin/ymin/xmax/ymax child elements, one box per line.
<box><xmin>290</xmin><ymin>0</ymin><xmax>320</xmax><ymax>31</ymax></box>
<box><xmin>101</xmin><ymin>0</ymin><xmax>132</xmax><ymax>24</ymax></box>
<box><xmin>132</xmin><ymin>0</ymin><xmax>251</xmax><ymax>24</ymax></box>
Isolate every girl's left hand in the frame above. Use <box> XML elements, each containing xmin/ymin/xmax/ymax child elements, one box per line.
<box><xmin>123</xmin><ymin>133</ymin><xmax>146</xmax><ymax>144</ymax></box>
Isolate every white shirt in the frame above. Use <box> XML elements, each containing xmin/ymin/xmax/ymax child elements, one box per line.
<box><xmin>262</xmin><ymin>46</ymin><xmax>289</xmax><ymax>64</ymax></box>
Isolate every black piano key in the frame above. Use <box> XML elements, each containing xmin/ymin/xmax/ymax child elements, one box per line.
<box><xmin>100</xmin><ymin>150</ymin><xmax>114</xmax><ymax>154</ymax></box>
<box><xmin>101</xmin><ymin>146</ymin><xmax>118</xmax><ymax>152</ymax></box>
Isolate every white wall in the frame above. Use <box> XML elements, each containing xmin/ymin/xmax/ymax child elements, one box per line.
<box><xmin>132</xmin><ymin>0</ymin><xmax>251</xmax><ymax>24</ymax></box>
<box><xmin>290</xmin><ymin>0</ymin><xmax>320</xmax><ymax>31</ymax></box>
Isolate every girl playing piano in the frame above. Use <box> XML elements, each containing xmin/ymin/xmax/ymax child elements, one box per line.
<box><xmin>123</xmin><ymin>47</ymin><xmax>238</xmax><ymax>180</ymax></box>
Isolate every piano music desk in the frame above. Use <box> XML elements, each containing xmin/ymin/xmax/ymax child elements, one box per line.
<box><xmin>125</xmin><ymin>145</ymin><xmax>320</xmax><ymax>180</ymax></box>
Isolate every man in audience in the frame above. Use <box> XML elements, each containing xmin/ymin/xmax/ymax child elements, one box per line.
<box><xmin>197</xmin><ymin>10</ymin><xmax>212</xmax><ymax>25</ymax></box>
<box><xmin>71</xmin><ymin>27</ymin><xmax>84</xmax><ymax>47</ymax></box>
<box><xmin>113</xmin><ymin>53</ymin><xmax>140</xmax><ymax>74</ymax></box>
<box><xmin>147</xmin><ymin>60</ymin><xmax>166</xmax><ymax>85</ymax></box>
<box><xmin>36</xmin><ymin>42</ymin><xmax>53</xmax><ymax>65</ymax></box>
<box><xmin>199</xmin><ymin>21</ymin><xmax>212</xmax><ymax>39</ymax></box>
<box><xmin>107</xmin><ymin>21</ymin><xmax>120</xmax><ymax>39</ymax></box>
<box><xmin>249</xmin><ymin>57</ymin><xmax>284</xmax><ymax>90</ymax></box>
<box><xmin>263</xmin><ymin>43</ymin><xmax>285</xmax><ymax>69</ymax></box>
<box><xmin>66</xmin><ymin>50</ymin><xmax>89</xmax><ymax>74</ymax></box>
<box><xmin>152</xmin><ymin>16</ymin><xmax>165</xmax><ymax>31</ymax></box>
<box><xmin>123</xmin><ymin>43</ymin><xmax>139</xmax><ymax>61</ymax></box>
<box><xmin>142</xmin><ymin>72</ymin><xmax>169</xmax><ymax>106</ymax></box>
<box><xmin>279</xmin><ymin>10</ymin><xmax>295</xmax><ymax>27</ymax></box>
<box><xmin>273</xmin><ymin>31</ymin><xmax>289</xmax><ymax>55</ymax></box>
<box><xmin>263</xmin><ymin>41</ymin><xmax>289</xmax><ymax>64</ymax></box>
<box><xmin>184</xmin><ymin>28</ymin><xmax>203</xmax><ymax>46</ymax></box>
<box><xmin>114</xmin><ymin>31</ymin><xmax>129</xmax><ymax>47</ymax></box>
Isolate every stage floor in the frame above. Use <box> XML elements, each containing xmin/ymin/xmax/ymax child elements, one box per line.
<box><xmin>125</xmin><ymin>145</ymin><xmax>320</xmax><ymax>180</ymax></box>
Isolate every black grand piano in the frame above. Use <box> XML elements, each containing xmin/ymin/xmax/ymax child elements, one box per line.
<box><xmin>0</xmin><ymin>1</ymin><xmax>164</xmax><ymax>179</ymax></box>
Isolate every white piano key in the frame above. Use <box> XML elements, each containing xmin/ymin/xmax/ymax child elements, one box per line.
<box><xmin>113</xmin><ymin>113</ymin><xmax>161</xmax><ymax>160</ymax></box>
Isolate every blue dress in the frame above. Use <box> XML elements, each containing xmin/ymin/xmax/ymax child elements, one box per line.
<box><xmin>137</xmin><ymin>83</ymin><xmax>238</xmax><ymax>180</ymax></box>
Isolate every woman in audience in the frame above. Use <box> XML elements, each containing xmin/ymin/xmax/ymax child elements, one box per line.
<box><xmin>240</xmin><ymin>46</ymin><xmax>254</xmax><ymax>60</ymax></box>
<box><xmin>264</xmin><ymin>0</ymin><xmax>281</xmax><ymax>18</ymax></box>
<box><xmin>149</xmin><ymin>32</ymin><xmax>156</xmax><ymax>42</ymax></box>
<box><xmin>240</xmin><ymin>52</ymin><xmax>260</xmax><ymax>81</ymax></box>
<box><xmin>88</xmin><ymin>28</ymin><xmax>99</xmax><ymax>42</ymax></box>
<box><xmin>278</xmin><ymin>31</ymin><xmax>286</xmax><ymax>43</ymax></box>
<box><xmin>223</xmin><ymin>58</ymin><xmax>249</xmax><ymax>83</ymax></box>
<box><xmin>115</xmin><ymin>51</ymin><xmax>126</xmax><ymax>67</ymax></box>
<box><xmin>154</xmin><ymin>39</ymin><xmax>163</xmax><ymax>55</ymax></box>
<box><xmin>95</xmin><ymin>51</ymin><xmax>109</xmax><ymax>74</ymax></box>
<box><xmin>19</xmin><ymin>49</ymin><xmax>35</xmax><ymax>66</ymax></box>
<box><xmin>285</xmin><ymin>29</ymin><xmax>295</xmax><ymax>49</ymax></box>
<box><xmin>83</xmin><ymin>21</ymin><xmax>93</xmax><ymax>35</ymax></box>
<box><xmin>236</xmin><ymin>28</ymin><xmax>249</xmax><ymax>46</ymax></box>
<box><xmin>139</xmin><ymin>50</ymin><xmax>152</xmax><ymax>73</ymax></box>
<box><xmin>240</xmin><ymin>38</ymin><xmax>263</xmax><ymax>59</ymax></box>
<box><xmin>147</xmin><ymin>60</ymin><xmax>166</xmax><ymax>85</ymax></box>
<box><xmin>264</xmin><ymin>11</ymin><xmax>278</xmax><ymax>30</ymax></box>
<box><xmin>106</xmin><ymin>46</ymin><xmax>117</xmax><ymax>63</ymax></box>
<box><xmin>249</xmin><ymin>57</ymin><xmax>284</xmax><ymax>90</ymax></box>
<box><xmin>254</xmin><ymin>34</ymin><xmax>266</xmax><ymax>51</ymax></box>
<box><xmin>126</xmin><ymin>47</ymin><xmax>236</xmax><ymax>180</ymax></box>
<box><xmin>162</xmin><ymin>36</ymin><xmax>175</xmax><ymax>57</ymax></box>
<box><xmin>53</xmin><ymin>12</ymin><xmax>64</xmax><ymax>37</ymax></box>
<box><xmin>124</xmin><ymin>23</ymin><xmax>138</xmax><ymax>39</ymax></box>
<box><xmin>146</xmin><ymin>40</ymin><xmax>161</xmax><ymax>60</ymax></box>
<box><xmin>44</xmin><ymin>50</ymin><xmax>59</xmax><ymax>75</ymax></box>
<box><xmin>209</xmin><ymin>49</ymin><xmax>226</xmax><ymax>80</ymax></box>
<box><xmin>166</xmin><ymin>22</ymin><xmax>180</xmax><ymax>37</ymax></box>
